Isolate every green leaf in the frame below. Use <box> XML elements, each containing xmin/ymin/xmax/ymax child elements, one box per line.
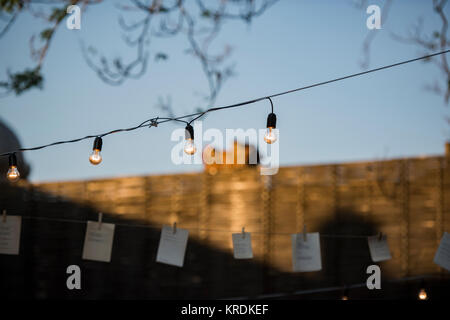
<box><xmin>0</xmin><ymin>0</ymin><xmax>23</xmax><ymax>13</ymax></box>
<box><xmin>49</xmin><ymin>7</ymin><xmax>67</xmax><ymax>23</ymax></box>
<box><xmin>40</xmin><ymin>28</ymin><xmax>54</xmax><ymax>41</ymax></box>
<box><xmin>201</xmin><ymin>10</ymin><xmax>211</xmax><ymax>18</ymax></box>
<box><xmin>8</xmin><ymin>68</ymin><xmax>44</xmax><ymax>95</ymax></box>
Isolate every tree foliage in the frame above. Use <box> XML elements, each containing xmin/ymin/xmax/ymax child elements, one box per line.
<box><xmin>0</xmin><ymin>0</ymin><xmax>277</xmax><ymax>113</ymax></box>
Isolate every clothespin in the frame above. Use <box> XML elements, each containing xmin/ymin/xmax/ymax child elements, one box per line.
<box><xmin>378</xmin><ymin>232</ymin><xmax>383</xmax><ymax>241</ymax></box>
<box><xmin>98</xmin><ymin>212</ymin><xmax>103</xmax><ymax>230</ymax></box>
<box><xmin>2</xmin><ymin>209</ymin><xmax>6</xmax><ymax>223</ymax></box>
<box><xmin>173</xmin><ymin>222</ymin><xmax>177</xmax><ymax>234</ymax></box>
<box><xmin>242</xmin><ymin>227</ymin><xmax>245</xmax><ymax>239</ymax></box>
<box><xmin>303</xmin><ymin>225</ymin><xmax>307</xmax><ymax>242</ymax></box>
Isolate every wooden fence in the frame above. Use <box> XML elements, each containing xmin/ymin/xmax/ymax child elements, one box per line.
<box><xmin>1</xmin><ymin>146</ymin><xmax>449</xmax><ymax>299</ymax></box>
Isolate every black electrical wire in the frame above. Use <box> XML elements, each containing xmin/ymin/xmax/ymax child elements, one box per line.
<box><xmin>267</xmin><ymin>97</ymin><xmax>274</xmax><ymax>113</ymax></box>
<box><xmin>1</xmin><ymin>49</ymin><xmax>449</xmax><ymax>158</ymax></box>
<box><xmin>157</xmin><ymin>117</ymin><xmax>189</xmax><ymax>125</ymax></box>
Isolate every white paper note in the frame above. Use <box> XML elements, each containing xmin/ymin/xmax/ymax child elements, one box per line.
<box><xmin>156</xmin><ymin>225</ymin><xmax>189</xmax><ymax>267</ymax></box>
<box><xmin>0</xmin><ymin>216</ymin><xmax>21</xmax><ymax>255</ymax></box>
<box><xmin>232</xmin><ymin>232</ymin><xmax>253</xmax><ymax>259</ymax></box>
<box><xmin>82</xmin><ymin>221</ymin><xmax>115</xmax><ymax>262</ymax></box>
<box><xmin>368</xmin><ymin>235</ymin><xmax>392</xmax><ymax>262</ymax></box>
<box><xmin>291</xmin><ymin>232</ymin><xmax>322</xmax><ymax>272</ymax></box>
<box><xmin>434</xmin><ymin>232</ymin><xmax>450</xmax><ymax>272</ymax></box>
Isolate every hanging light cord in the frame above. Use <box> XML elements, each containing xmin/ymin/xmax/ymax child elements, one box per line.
<box><xmin>267</xmin><ymin>97</ymin><xmax>274</xmax><ymax>113</ymax></box>
<box><xmin>1</xmin><ymin>49</ymin><xmax>449</xmax><ymax>158</ymax></box>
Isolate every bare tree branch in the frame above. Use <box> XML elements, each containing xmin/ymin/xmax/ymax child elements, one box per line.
<box><xmin>0</xmin><ymin>0</ymin><xmax>277</xmax><ymax>117</ymax></box>
<box><xmin>82</xmin><ymin>14</ymin><xmax>151</xmax><ymax>86</ymax></box>
<box><xmin>355</xmin><ymin>0</ymin><xmax>450</xmax><ymax>104</ymax></box>
<box><xmin>359</xmin><ymin>0</ymin><xmax>394</xmax><ymax>69</ymax></box>
<box><xmin>390</xmin><ymin>0</ymin><xmax>450</xmax><ymax>103</ymax></box>
<box><xmin>81</xmin><ymin>0</ymin><xmax>277</xmax><ymax>115</ymax></box>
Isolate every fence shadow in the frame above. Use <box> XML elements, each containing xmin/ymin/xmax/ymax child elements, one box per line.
<box><xmin>0</xmin><ymin>183</ymin><xmax>448</xmax><ymax>299</ymax></box>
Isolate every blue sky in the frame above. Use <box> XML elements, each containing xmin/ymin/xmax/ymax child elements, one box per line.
<box><xmin>1</xmin><ymin>0</ymin><xmax>449</xmax><ymax>182</ymax></box>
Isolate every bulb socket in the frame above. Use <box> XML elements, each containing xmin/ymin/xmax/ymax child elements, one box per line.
<box><xmin>185</xmin><ymin>124</ymin><xmax>194</xmax><ymax>140</ymax></box>
<box><xmin>266</xmin><ymin>113</ymin><xmax>277</xmax><ymax>128</ymax></box>
<box><xmin>93</xmin><ymin>137</ymin><xmax>103</xmax><ymax>151</ymax></box>
<box><xmin>8</xmin><ymin>153</ymin><xmax>17</xmax><ymax>167</ymax></box>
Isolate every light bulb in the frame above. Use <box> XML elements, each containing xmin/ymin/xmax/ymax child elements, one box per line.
<box><xmin>6</xmin><ymin>154</ymin><xmax>20</xmax><ymax>182</ymax></box>
<box><xmin>264</xmin><ymin>127</ymin><xmax>277</xmax><ymax>144</ymax></box>
<box><xmin>7</xmin><ymin>166</ymin><xmax>20</xmax><ymax>182</ymax></box>
<box><xmin>341</xmin><ymin>287</ymin><xmax>349</xmax><ymax>300</ymax></box>
<box><xmin>418</xmin><ymin>288</ymin><xmax>427</xmax><ymax>300</ymax></box>
<box><xmin>184</xmin><ymin>139</ymin><xmax>196</xmax><ymax>155</ymax></box>
<box><xmin>89</xmin><ymin>137</ymin><xmax>103</xmax><ymax>165</ymax></box>
<box><xmin>89</xmin><ymin>149</ymin><xmax>102</xmax><ymax>165</ymax></box>
<box><xmin>184</xmin><ymin>124</ymin><xmax>196</xmax><ymax>155</ymax></box>
<box><xmin>264</xmin><ymin>112</ymin><xmax>277</xmax><ymax>144</ymax></box>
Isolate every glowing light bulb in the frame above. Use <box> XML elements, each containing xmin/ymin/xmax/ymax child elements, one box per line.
<box><xmin>7</xmin><ymin>166</ymin><xmax>20</xmax><ymax>182</ymax></box>
<box><xmin>264</xmin><ymin>112</ymin><xmax>277</xmax><ymax>144</ymax></box>
<box><xmin>341</xmin><ymin>287</ymin><xmax>349</xmax><ymax>300</ymax></box>
<box><xmin>418</xmin><ymin>288</ymin><xmax>427</xmax><ymax>300</ymax></box>
<box><xmin>184</xmin><ymin>124</ymin><xmax>196</xmax><ymax>155</ymax></box>
<box><xmin>89</xmin><ymin>149</ymin><xmax>102</xmax><ymax>165</ymax></box>
<box><xmin>6</xmin><ymin>154</ymin><xmax>20</xmax><ymax>182</ymax></box>
<box><xmin>89</xmin><ymin>137</ymin><xmax>103</xmax><ymax>165</ymax></box>
<box><xmin>264</xmin><ymin>127</ymin><xmax>277</xmax><ymax>144</ymax></box>
<box><xmin>184</xmin><ymin>139</ymin><xmax>196</xmax><ymax>155</ymax></box>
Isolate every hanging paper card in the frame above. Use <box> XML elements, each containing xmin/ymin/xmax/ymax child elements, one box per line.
<box><xmin>434</xmin><ymin>232</ymin><xmax>450</xmax><ymax>272</ymax></box>
<box><xmin>291</xmin><ymin>232</ymin><xmax>322</xmax><ymax>272</ymax></box>
<box><xmin>0</xmin><ymin>216</ymin><xmax>21</xmax><ymax>255</ymax></box>
<box><xmin>368</xmin><ymin>235</ymin><xmax>392</xmax><ymax>262</ymax></box>
<box><xmin>232</xmin><ymin>232</ymin><xmax>253</xmax><ymax>259</ymax></box>
<box><xmin>82</xmin><ymin>221</ymin><xmax>115</xmax><ymax>262</ymax></box>
<box><xmin>156</xmin><ymin>225</ymin><xmax>189</xmax><ymax>267</ymax></box>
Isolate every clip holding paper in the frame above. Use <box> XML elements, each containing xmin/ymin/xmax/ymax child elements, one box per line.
<box><xmin>173</xmin><ymin>222</ymin><xmax>177</xmax><ymax>234</ymax></box>
<box><xmin>2</xmin><ymin>209</ymin><xmax>6</xmax><ymax>223</ymax></box>
<box><xmin>378</xmin><ymin>232</ymin><xmax>383</xmax><ymax>241</ymax></box>
<box><xmin>98</xmin><ymin>212</ymin><xmax>103</xmax><ymax>230</ymax></box>
<box><xmin>303</xmin><ymin>225</ymin><xmax>307</xmax><ymax>242</ymax></box>
<box><xmin>242</xmin><ymin>227</ymin><xmax>245</xmax><ymax>239</ymax></box>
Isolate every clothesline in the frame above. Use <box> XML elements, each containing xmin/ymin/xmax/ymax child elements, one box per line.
<box><xmin>17</xmin><ymin>214</ymin><xmax>394</xmax><ymax>239</ymax></box>
<box><xmin>223</xmin><ymin>274</ymin><xmax>450</xmax><ymax>300</ymax></box>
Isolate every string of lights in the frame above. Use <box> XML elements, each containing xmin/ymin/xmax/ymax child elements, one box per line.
<box><xmin>2</xmin><ymin>50</ymin><xmax>450</xmax><ymax>182</ymax></box>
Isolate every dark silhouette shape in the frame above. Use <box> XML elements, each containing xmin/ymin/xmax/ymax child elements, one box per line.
<box><xmin>1</xmin><ymin>184</ymin><xmax>449</xmax><ymax>299</ymax></box>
